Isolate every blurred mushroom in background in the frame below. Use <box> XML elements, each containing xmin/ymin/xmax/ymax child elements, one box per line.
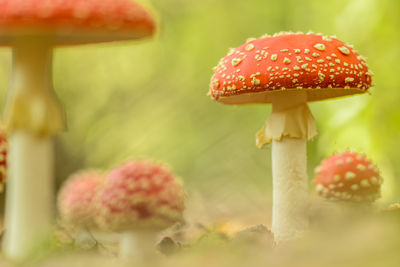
<box><xmin>0</xmin><ymin>0</ymin><xmax>156</xmax><ymax>260</ymax></box>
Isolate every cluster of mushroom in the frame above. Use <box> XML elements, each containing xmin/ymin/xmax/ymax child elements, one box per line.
<box><xmin>0</xmin><ymin>0</ymin><xmax>157</xmax><ymax>261</ymax></box>
<box><xmin>208</xmin><ymin>31</ymin><xmax>374</xmax><ymax>243</ymax></box>
<box><xmin>57</xmin><ymin>160</ymin><xmax>185</xmax><ymax>261</ymax></box>
<box><xmin>0</xmin><ymin>0</ymin><xmax>386</xmax><ymax>259</ymax></box>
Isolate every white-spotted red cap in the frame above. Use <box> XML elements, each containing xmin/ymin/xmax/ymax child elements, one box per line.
<box><xmin>314</xmin><ymin>151</ymin><xmax>382</xmax><ymax>202</ymax></box>
<box><xmin>96</xmin><ymin>160</ymin><xmax>185</xmax><ymax>232</ymax></box>
<box><xmin>0</xmin><ymin>0</ymin><xmax>156</xmax><ymax>45</ymax></box>
<box><xmin>57</xmin><ymin>170</ymin><xmax>104</xmax><ymax>227</ymax></box>
<box><xmin>209</xmin><ymin>32</ymin><xmax>373</xmax><ymax>105</ymax></box>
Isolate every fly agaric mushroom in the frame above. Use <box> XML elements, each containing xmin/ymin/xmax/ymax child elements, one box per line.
<box><xmin>314</xmin><ymin>151</ymin><xmax>382</xmax><ymax>202</ymax></box>
<box><xmin>0</xmin><ymin>0</ymin><xmax>156</xmax><ymax>260</ymax></box>
<box><xmin>209</xmin><ymin>32</ymin><xmax>372</xmax><ymax>243</ymax></box>
<box><xmin>57</xmin><ymin>170</ymin><xmax>104</xmax><ymax>227</ymax></box>
<box><xmin>96</xmin><ymin>161</ymin><xmax>184</xmax><ymax>261</ymax></box>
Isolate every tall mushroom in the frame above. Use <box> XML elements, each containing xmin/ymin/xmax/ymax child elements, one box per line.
<box><xmin>96</xmin><ymin>160</ymin><xmax>185</xmax><ymax>261</ymax></box>
<box><xmin>0</xmin><ymin>0</ymin><xmax>156</xmax><ymax>260</ymax></box>
<box><xmin>209</xmin><ymin>32</ymin><xmax>372</xmax><ymax>243</ymax></box>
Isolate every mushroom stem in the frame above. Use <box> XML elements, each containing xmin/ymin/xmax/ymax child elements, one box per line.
<box><xmin>272</xmin><ymin>137</ymin><xmax>308</xmax><ymax>243</ymax></box>
<box><xmin>270</xmin><ymin>91</ymin><xmax>310</xmax><ymax>243</ymax></box>
<box><xmin>3</xmin><ymin>37</ymin><xmax>65</xmax><ymax>135</ymax></box>
<box><xmin>2</xmin><ymin>38</ymin><xmax>63</xmax><ymax>260</ymax></box>
<box><xmin>120</xmin><ymin>231</ymin><xmax>157</xmax><ymax>262</ymax></box>
<box><xmin>3</xmin><ymin>132</ymin><xmax>54</xmax><ymax>260</ymax></box>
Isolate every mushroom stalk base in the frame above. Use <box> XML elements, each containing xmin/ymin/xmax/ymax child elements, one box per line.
<box><xmin>271</xmin><ymin>137</ymin><xmax>309</xmax><ymax>243</ymax></box>
<box><xmin>3</xmin><ymin>132</ymin><xmax>54</xmax><ymax>260</ymax></box>
<box><xmin>120</xmin><ymin>231</ymin><xmax>157</xmax><ymax>262</ymax></box>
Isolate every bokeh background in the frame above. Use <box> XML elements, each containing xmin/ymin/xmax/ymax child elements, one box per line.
<box><xmin>0</xmin><ymin>0</ymin><xmax>399</xmax><ymax>227</ymax></box>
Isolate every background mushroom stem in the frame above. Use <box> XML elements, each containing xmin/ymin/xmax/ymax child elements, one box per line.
<box><xmin>120</xmin><ymin>231</ymin><xmax>157</xmax><ymax>262</ymax></box>
<box><xmin>270</xmin><ymin>91</ymin><xmax>310</xmax><ymax>243</ymax></box>
<box><xmin>2</xmin><ymin>37</ymin><xmax>64</xmax><ymax>260</ymax></box>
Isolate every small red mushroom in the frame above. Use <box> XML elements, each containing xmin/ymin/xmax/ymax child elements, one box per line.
<box><xmin>96</xmin><ymin>160</ymin><xmax>184</xmax><ymax>261</ymax></box>
<box><xmin>57</xmin><ymin>170</ymin><xmax>104</xmax><ymax>227</ymax></box>
<box><xmin>314</xmin><ymin>151</ymin><xmax>382</xmax><ymax>202</ymax></box>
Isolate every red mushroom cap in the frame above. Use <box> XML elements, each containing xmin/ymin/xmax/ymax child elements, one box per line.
<box><xmin>209</xmin><ymin>32</ymin><xmax>373</xmax><ymax>105</ymax></box>
<box><xmin>0</xmin><ymin>0</ymin><xmax>156</xmax><ymax>45</ymax></box>
<box><xmin>314</xmin><ymin>151</ymin><xmax>382</xmax><ymax>202</ymax></box>
<box><xmin>96</xmin><ymin>160</ymin><xmax>185</xmax><ymax>232</ymax></box>
<box><xmin>57</xmin><ymin>170</ymin><xmax>104</xmax><ymax>227</ymax></box>
<box><xmin>0</xmin><ymin>125</ymin><xmax>7</xmax><ymax>192</ymax></box>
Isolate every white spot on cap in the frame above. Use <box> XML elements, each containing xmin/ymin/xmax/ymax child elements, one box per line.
<box><xmin>360</xmin><ymin>179</ymin><xmax>370</xmax><ymax>187</ymax></box>
<box><xmin>345</xmin><ymin>77</ymin><xmax>355</xmax><ymax>83</ymax></box>
<box><xmin>283</xmin><ymin>57</ymin><xmax>291</xmax><ymax>64</ymax></box>
<box><xmin>367</xmin><ymin>164</ymin><xmax>375</xmax><ymax>170</ymax></box>
<box><xmin>301</xmin><ymin>63</ymin><xmax>308</xmax><ymax>69</ymax></box>
<box><xmin>370</xmin><ymin>176</ymin><xmax>378</xmax><ymax>185</ymax></box>
<box><xmin>336</xmin><ymin>159</ymin><xmax>343</xmax><ymax>165</ymax></box>
<box><xmin>213</xmin><ymin>79</ymin><xmax>220</xmax><ymax>88</ymax></box>
<box><xmin>231</xmin><ymin>58</ymin><xmax>242</xmax><ymax>66</ymax></box>
<box><xmin>227</xmin><ymin>48</ymin><xmax>235</xmax><ymax>56</ymax></box>
<box><xmin>316</xmin><ymin>184</ymin><xmax>324</xmax><ymax>192</ymax></box>
<box><xmin>333</xmin><ymin>175</ymin><xmax>341</xmax><ymax>182</ymax></box>
<box><xmin>251</xmin><ymin>77</ymin><xmax>261</xmax><ymax>85</ymax></box>
<box><xmin>322</xmin><ymin>36</ymin><xmax>332</xmax><ymax>41</ymax></box>
<box><xmin>314</xmin><ymin>43</ymin><xmax>326</xmax><ymax>51</ymax></box>
<box><xmin>338</xmin><ymin>46</ymin><xmax>350</xmax><ymax>55</ymax></box>
<box><xmin>357</xmin><ymin>164</ymin><xmax>366</xmax><ymax>171</ymax></box>
<box><xmin>346</xmin><ymin>157</ymin><xmax>353</xmax><ymax>163</ymax></box>
<box><xmin>366</xmin><ymin>70</ymin><xmax>374</xmax><ymax>76</ymax></box>
<box><xmin>345</xmin><ymin>172</ymin><xmax>356</xmax><ymax>180</ymax></box>
<box><xmin>351</xmin><ymin>184</ymin><xmax>359</xmax><ymax>191</ymax></box>
<box><xmin>245</xmin><ymin>44</ymin><xmax>255</xmax><ymax>51</ymax></box>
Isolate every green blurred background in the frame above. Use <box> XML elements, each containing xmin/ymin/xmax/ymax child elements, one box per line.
<box><xmin>0</xmin><ymin>0</ymin><xmax>399</xmax><ymax>224</ymax></box>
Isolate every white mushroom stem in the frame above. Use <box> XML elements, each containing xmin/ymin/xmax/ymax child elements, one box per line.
<box><xmin>269</xmin><ymin>91</ymin><xmax>314</xmax><ymax>243</ymax></box>
<box><xmin>3</xmin><ymin>132</ymin><xmax>54</xmax><ymax>259</ymax></box>
<box><xmin>120</xmin><ymin>231</ymin><xmax>157</xmax><ymax>262</ymax></box>
<box><xmin>2</xmin><ymin>38</ymin><xmax>64</xmax><ymax>260</ymax></box>
<box><xmin>272</xmin><ymin>137</ymin><xmax>308</xmax><ymax>243</ymax></box>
